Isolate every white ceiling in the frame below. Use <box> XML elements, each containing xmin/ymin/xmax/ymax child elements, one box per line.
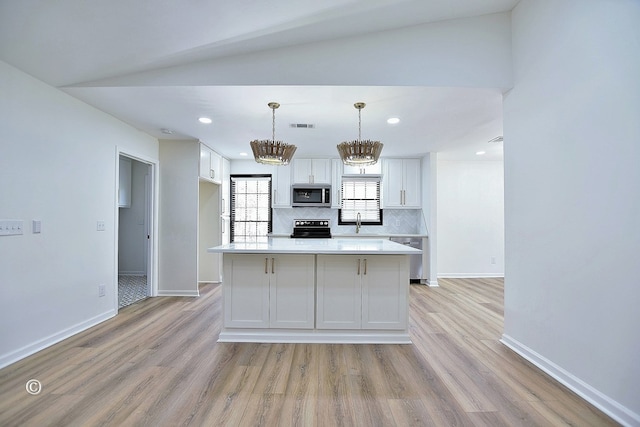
<box><xmin>0</xmin><ymin>0</ymin><xmax>515</xmax><ymax>161</ymax></box>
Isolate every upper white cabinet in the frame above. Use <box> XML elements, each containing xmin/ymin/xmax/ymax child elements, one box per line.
<box><xmin>382</xmin><ymin>158</ymin><xmax>421</xmax><ymax>208</ymax></box>
<box><xmin>292</xmin><ymin>159</ymin><xmax>331</xmax><ymax>184</ymax></box>
<box><xmin>271</xmin><ymin>165</ymin><xmax>292</xmax><ymax>207</ymax></box>
<box><xmin>199</xmin><ymin>144</ymin><xmax>222</xmax><ymax>184</ymax></box>
<box><xmin>342</xmin><ymin>162</ymin><xmax>382</xmax><ymax>175</ymax></box>
<box><xmin>118</xmin><ymin>157</ymin><xmax>132</xmax><ymax>208</ymax></box>
<box><xmin>331</xmin><ymin>159</ymin><xmax>343</xmax><ymax>208</ymax></box>
<box><xmin>221</xmin><ymin>157</ymin><xmax>230</xmax><ymax>215</ymax></box>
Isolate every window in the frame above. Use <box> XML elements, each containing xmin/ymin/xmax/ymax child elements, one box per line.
<box><xmin>230</xmin><ymin>175</ymin><xmax>272</xmax><ymax>242</ymax></box>
<box><xmin>338</xmin><ymin>176</ymin><xmax>383</xmax><ymax>225</ymax></box>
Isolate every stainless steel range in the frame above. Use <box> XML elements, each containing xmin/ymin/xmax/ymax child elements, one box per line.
<box><xmin>290</xmin><ymin>219</ymin><xmax>332</xmax><ymax>238</ymax></box>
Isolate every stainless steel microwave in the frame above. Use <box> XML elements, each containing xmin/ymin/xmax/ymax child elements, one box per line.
<box><xmin>291</xmin><ymin>184</ymin><xmax>331</xmax><ymax>207</ymax></box>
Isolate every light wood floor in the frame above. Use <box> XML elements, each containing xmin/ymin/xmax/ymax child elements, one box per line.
<box><xmin>0</xmin><ymin>278</ymin><xmax>617</xmax><ymax>426</ymax></box>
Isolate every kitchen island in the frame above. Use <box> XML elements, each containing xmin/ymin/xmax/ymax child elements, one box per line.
<box><xmin>208</xmin><ymin>238</ymin><xmax>421</xmax><ymax>344</ymax></box>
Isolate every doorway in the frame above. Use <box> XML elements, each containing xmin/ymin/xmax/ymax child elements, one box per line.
<box><xmin>118</xmin><ymin>154</ymin><xmax>154</xmax><ymax>308</ymax></box>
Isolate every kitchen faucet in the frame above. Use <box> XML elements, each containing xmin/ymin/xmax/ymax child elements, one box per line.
<box><xmin>356</xmin><ymin>212</ymin><xmax>361</xmax><ymax>234</ymax></box>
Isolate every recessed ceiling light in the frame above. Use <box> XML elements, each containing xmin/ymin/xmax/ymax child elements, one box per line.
<box><xmin>198</xmin><ymin>117</ymin><xmax>212</xmax><ymax>124</ymax></box>
<box><xmin>476</xmin><ymin>151</ymin><xmax>486</xmax><ymax>155</ymax></box>
<box><xmin>387</xmin><ymin>117</ymin><xmax>400</xmax><ymax>125</ymax></box>
<box><xmin>239</xmin><ymin>152</ymin><xmax>248</xmax><ymax>157</ymax></box>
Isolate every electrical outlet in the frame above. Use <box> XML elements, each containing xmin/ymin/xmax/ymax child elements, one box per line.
<box><xmin>97</xmin><ymin>221</ymin><xmax>106</xmax><ymax>231</ymax></box>
<box><xmin>98</xmin><ymin>284</ymin><xmax>106</xmax><ymax>297</ymax></box>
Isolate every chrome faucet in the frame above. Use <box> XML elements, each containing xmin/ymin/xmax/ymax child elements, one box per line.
<box><xmin>356</xmin><ymin>212</ymin><xmax>361</xmax><ymax>234</ymax></box>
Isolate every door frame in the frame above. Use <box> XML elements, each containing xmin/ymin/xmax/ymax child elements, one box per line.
<box><xmin>115</xmin><ymin>147</ymin><xmax>159</xmax><ymax>312</ymax></box>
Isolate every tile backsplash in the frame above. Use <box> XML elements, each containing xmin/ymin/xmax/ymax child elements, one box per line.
<box><xmin>273</xmin><ymin>208</ymin><xmax>427</xmax><ymax>235</ymax></box>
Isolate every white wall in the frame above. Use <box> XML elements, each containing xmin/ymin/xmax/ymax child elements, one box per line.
<box><xmin>503</xmin><ymin>0</ymin><xmax>640</xmax><ymax>424</ymax></box>
<box><xmin>0</xmin><ymin>60</ymin><xmax>158</xmax><ymax>368</ymax></box>
<box><xmin>437</xmin><ymin>160</ymin><xmax>504</xmax><ymax>277</ymax></box>
<box><xmin>158</xmin><ymin>140</ymin><xmax>200</xmax><ymax>296</ymax></box>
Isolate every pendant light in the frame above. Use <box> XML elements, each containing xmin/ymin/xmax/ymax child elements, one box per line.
<box><xmin>337</xmin><ymin>102</ymin><xmax>383</xmax><ymax>166</ymax></box>
<box><xmin>250</xmin><ymin>102</ymin><xmax>297</xmax><ymax>166</ymax></box>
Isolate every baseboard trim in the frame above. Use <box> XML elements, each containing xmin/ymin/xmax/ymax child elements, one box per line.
<box><xmin>218</xmin><ymin>329</ymin><xmax>412</xmax><ymax>344</ymax></box>
<box><xmin>438</xmin><ymin>273</ymin><xmax>505</xmax><ymax>278</ymax></box>
<box><xmin>501</xmin><ymin>334</ymin><xmax>639</xmax><ymax>427</ymax></box>
<box><xmin>157</xmin><ymin>290</ymin><xmax>200</xmax><ymax>297</ymax></box>
<box><xmin>0</xmin><ymin>310</ymin><xmax>116</xmax><ymax>370</ymax></box>
<box><xmin>427</xmin><ymin>279</ymin><xmax>439</xmax><ymax>287</ymax></box>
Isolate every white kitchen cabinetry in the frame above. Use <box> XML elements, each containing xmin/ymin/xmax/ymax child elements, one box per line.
<box><xmin>292</xmin><ymin>159</ymin><xmax>331</xmax><ymax>184</ymax></box>
<box><xmin>342</xmin><ymin>162</ymin><xmax>382</xmax><ymax>175</ymax></box>
<box><xmin>382</xmin><ymin>158</ymin><xmax>421</xmax><ymax>208</ymax></box>
<box><xmin>271</xmin><ymin>165</ymin><xmax>292</xmax><ymax>207</ymax></box>
<box><xmin>199</xmin><ymin>144</ymin><xmax>222</xmax><ymax>184</ymax></box>
<box><xmin>331</xmin><ymin>158</ymin><xmax>343</xmax><ymax>208</ymax></box>
<box><xmin>223</xmin><ymin>254</ymin><xmax>315</xmax><ymax>329</ymax></box>
<box><xmin>316</xmin><ymin>254</ymin><xmax>408</xmax><ymax>330</ymax></box>
<box><xmin>221</xmin><ymin>157</ymin><xmax>230</xmax><ymax>215</ymax></box>
<box><xmin>118</xmin><ymin>156</ymin><xmax>132</xmax><ymax>208</ymax></box>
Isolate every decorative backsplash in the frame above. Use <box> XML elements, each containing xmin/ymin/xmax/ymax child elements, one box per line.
<box><xmin>272</xmin><ymin>208</ymin><xmax>427</xmax><ymax>235</ymax></box>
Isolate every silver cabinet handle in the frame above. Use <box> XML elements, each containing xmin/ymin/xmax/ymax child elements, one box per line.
<box><xmin>265</xmin><ymin>258</ymin><xmax>269</xmax><ymax>274</ymax></box>
<box><xmin>363</xmin><ymin>258</ymin><xmax>367</xmax><ymax>275</ymax></box>
<box><xmin>271</xmin><ymin>258</ymin><xmax>275</xmax><ymax>274</ymax></box>
<box><xmin>357</xmin><ymin>258</ymin><xmax>361</xmax><ymax>275</ymax></box>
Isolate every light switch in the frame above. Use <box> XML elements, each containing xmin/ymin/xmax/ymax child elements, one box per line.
<box><xmin>33</xmin><ymin>220</ymin><xmax>42</xmax><ymax>234</ymax></box>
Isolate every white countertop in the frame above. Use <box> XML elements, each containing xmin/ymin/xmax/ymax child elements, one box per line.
<box><xmin>208</xmin><ymin>238</ymin><xmax>422</xmax><ymax>255</ymax></box>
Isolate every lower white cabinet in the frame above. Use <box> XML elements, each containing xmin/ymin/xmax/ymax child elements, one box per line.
<box><xmin>223</xmin><ymin>254</ymin><xmax>315</xmax><ymax>329</ymax></box>
<box><xmin>316</xmin><ymin>254</ymin><xmax>408</xmax><ymax>330</ymax></box>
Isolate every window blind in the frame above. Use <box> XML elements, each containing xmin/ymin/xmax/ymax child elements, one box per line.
<box><xmin>230</xmin><ymin>175</ymin><xmax>272</xmax><ymax>242</ymax></box>
<box><xmin>340</xmin><ymin>176</ymin><xmax>382</xmax><ymax>224</ymax></box>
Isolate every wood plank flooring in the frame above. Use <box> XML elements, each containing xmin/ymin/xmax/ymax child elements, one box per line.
<box><xmin>0</xmin><ymin>278</ymin><xmax>618</xmax><ymax>426</ymax></box>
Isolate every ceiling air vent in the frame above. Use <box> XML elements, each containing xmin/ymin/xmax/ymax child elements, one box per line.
<box><xmin>488</xmin><ymin>136</ymin><xmax>503</xmax><ymax>143</ymax></box>
<box><xmin>290</xmin><ymin>123</ymin><xmax>315</xmax><ymax>129</ymax></box>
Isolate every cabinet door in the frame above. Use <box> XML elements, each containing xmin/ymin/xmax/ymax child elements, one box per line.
<box><xmin>199</xmin><ymin>145</ymin><xmax>212</xmax><ymax>181</ymax></box>
<box><xmin>292</xmin><ymin>159</ymin><xmax>312</xmax><ymax>183</ymax></box>
<box><xmin>382</xmin><ymin>158</ymin><xmax>421</xmax><ymax>208</ymax></box>
<box><xmin>223</xmin><ymin>255</ymin><xmax>270</xmax><ymax>328</ymax></box>
<box><xmin>292</xmin><ymin>159</ymin><xmax>331</xmax><ymax>184</ymax></box>
<box><xmin>361</xmin><ymin>255</ymin><xmax>409</xmax><ymax>330</ymax></box>
<box><xmin>271</xmin><ymin>165</ymin><xmax>291</xmax><ymax>207</ymax></box>
<box><xmin>221</xmin><ymin>216</ymin><xmax>230</xmax><ymax>244</ymax></box>
<box><xmin>401</xmin><ymin>158</ymin><xmax>421</xmax><ymax>208</ymax></box>
<box><xmin>331</xmin><ymin>158</ymin><xmax>342</xmax><ymax>208</ymax></box>
<box><xmin>269</xmin><ymin>255</ymin><xmax>315</xmax><ymax>329</ymax></box>
<box><xmin>209</xmin><ymin>150</ymin><xmax>222</xmax><ymax>184</ymax></box>
<box><xmin>311</xmin><ymin>159</ymin><xmax>331</xmax><ymax>184</ymax></box>
<box><xmin>316</xmin><ymin>255</ymin><xmax>361</xmax><ymax>329</ymax></box>
<box><xmin>221</xmin><ymin>157</ymin><xmax>230</xmax><ymax>215</ymax></box>
<box><xmin>382</xmin><ymin>159</ymin><xmax>404</xmax><ymax>208</ymax></box>
<box><xmin>342</xmin><ymin>162</ymin><xmax>382</xmax><ymax>175</ymax></box>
